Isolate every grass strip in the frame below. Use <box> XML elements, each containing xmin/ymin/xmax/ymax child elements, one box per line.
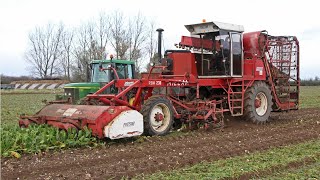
<box><xmin>136</xmin><ymin>140</ymin><xmax>320</xmax><ymax>180</ymax></box>
<box><xmin>300</xmin><ymin>86</ymin><xmax>320</xmax><ymax>108</ymax></box>
<box><xmin>259</xmin><ymin>161</ymin><xmax>320</xmax><ymax>180</ymax></box>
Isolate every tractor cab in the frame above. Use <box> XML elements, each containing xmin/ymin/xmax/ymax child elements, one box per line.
<box><xmin>166</xmin><ymin>21</ymin><xmax>244</xmax><ymax>77</ymax></box>
<box><xmin>62</xmin><ymin>59</ymin><xmax>135</xmax><ymax>104</ymax></box>
<box><xmin>91</xmin><ymin>59</ymin><xmax>135</xmax><ymax>82</ymax></box>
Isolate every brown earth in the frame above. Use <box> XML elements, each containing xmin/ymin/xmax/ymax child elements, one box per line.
<box><xmin>1</xmin><ymin>108</ymin><xmax>320</xmax><ymax>180</ymax></box>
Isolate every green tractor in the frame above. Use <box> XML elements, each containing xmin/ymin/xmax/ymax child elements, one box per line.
<box><xmin>60</xmin><ymin>59</ymin><xmax>135</xmax><ymax>104</ymax></box>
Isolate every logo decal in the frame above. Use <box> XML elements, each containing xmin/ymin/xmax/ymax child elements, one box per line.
<box><xmin>124</xmin><ymin>81</ymin><xmax>134</xmax><ymax>86</ymax></box>
<box><xmin>123</xmin><ymin>121</ymin><xmax>135</xmax><ymax>127</ymax></box>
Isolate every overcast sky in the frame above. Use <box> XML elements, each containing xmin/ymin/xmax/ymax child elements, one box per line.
<box><xmin>0</xmin><ymin>0</ymin><xmax>319</xmax><ymax>79</ymax></box>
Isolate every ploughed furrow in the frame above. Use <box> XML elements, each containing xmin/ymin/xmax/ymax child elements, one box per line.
<box><xmin>1</xmin><ymin>108</ymin><xmax>320</xmax><ymax>180</ymax></box>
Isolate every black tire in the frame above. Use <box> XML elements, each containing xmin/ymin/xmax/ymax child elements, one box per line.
<box><xmin>140</xmin><ymin>96</ymin><xmax>174</xmax><ymax>136</ymax></box>
<box><xmin>244</xmin><ymin>81</ymin><xmax>273</xmax><ymax>123</ymax></box>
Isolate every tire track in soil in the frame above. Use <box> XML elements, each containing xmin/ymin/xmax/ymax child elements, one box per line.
<box><xmin>1</xmin><ymin>108</ymin><xmax>320</xmax><ymax>180</ymax></box>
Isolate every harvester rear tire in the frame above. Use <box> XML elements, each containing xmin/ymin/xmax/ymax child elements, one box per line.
<box><xmin>244</xmin><ymin>81</ymin><xmax>272</xmax><ymax>123</ymax></box>
<box><xmin>141</xmin><ymin>96</ymin><xmax>174</xmax><ymax>136</ymax></box>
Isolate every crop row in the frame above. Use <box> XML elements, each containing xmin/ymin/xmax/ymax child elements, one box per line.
<box><xmin>1</xmin><ymin>125</ymin><xmax>99</xmax><ymax>158</ymax></box>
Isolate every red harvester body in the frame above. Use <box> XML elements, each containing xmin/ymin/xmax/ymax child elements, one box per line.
<box><xmin>19</xmin><ymin>21</ymin><xmax>300</xmax><ymax>139</ymax></box>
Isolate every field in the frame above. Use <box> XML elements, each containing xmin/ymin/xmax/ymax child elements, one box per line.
<box><xmin>1</xmin><ymin>86</ymin><xmax>320</xmax><ymax>179</ymax></box>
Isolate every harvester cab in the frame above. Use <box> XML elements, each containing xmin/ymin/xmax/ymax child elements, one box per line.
<box><xmin>165</xmin><ymin>21</ymin><xmax>244</xmax><ymax>77</ymax></box>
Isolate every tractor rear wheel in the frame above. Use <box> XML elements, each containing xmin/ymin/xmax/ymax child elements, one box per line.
<box><xmin>141</xmin><ymin>96</ymin><xmax>174</xmax><ymax>136</ymax></box>
<box><xmin>244</xmin><ymin>81</ymin><xmax>272</xmax><ymax>123</ymax></box>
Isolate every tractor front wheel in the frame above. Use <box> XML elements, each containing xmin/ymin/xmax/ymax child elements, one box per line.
<box><xmin>141</xmin><ymin>96</ymin><xmax>174</xmax><ymax>136</ymax></box>
<box><xmin>244</xmin><ymin>81</ymin><xmax>273</xmax><ymax>123</ymax></box>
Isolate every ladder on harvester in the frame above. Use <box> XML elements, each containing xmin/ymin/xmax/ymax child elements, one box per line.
<box><xmin>228</xmin><ymin>79</ymin><xmax>244</xmax><ymax>116</ymax></box>
<box><xmin>266</xmin><ymin>36</ymin><xmax>299</xmax><ymax>110</ymax></box>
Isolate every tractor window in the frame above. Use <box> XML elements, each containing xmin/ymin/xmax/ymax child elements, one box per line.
<box><xmin>91</xmin><ymin>63</ymin><xmax>111</xmax><ymax>82</ymax></box>
<box><xmin>127</xmin><ymin>64</ymin><xmax>133</xmax><ymax>79</ymax></box>
<box><xmin>115</xmin><ymin>64</ymin><xmax>126</xmax><ymax>79</ymax></box>
<box><xmin>114</xmin><ymin>64</ymin><xmax>133</xmax><ymax>79</ymax></box>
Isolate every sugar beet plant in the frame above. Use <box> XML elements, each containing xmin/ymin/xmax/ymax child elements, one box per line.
<box><xmin>1</xmin><ymin>124</ymin><xmax>99</xmax><ymax>158</ymax></box>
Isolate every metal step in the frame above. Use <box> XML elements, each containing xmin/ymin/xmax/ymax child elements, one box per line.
<box><xmin>229</xmin><ymin>99</ymin><xmax>242</xmax><ymax>102</ymax></box>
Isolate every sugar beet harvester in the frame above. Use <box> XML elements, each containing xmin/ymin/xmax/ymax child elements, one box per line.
<box><xmin>19</xmin><ymin>21</ymin><xmax>300</xmax><ymax>139</ymax></box>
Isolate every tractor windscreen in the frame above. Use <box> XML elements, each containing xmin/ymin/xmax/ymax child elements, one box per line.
<box><xmin>91</xmin><ymin>63</ymin><xmax>133</xmax><ymax>82</ymax></box>
<box><xmin>91</xmin><ymin>63</ymin><xmax>111</xmax><ymax>82</ymax></box>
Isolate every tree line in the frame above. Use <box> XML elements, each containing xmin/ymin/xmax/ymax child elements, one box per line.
<box><xmin>300</xmin><ymin>76</ymin><xmax>320</xmax><ymax>86</ymax></box>
<box><xmin>25</xmin><ymin>11</ymin><xmax>157</xmax><ymax>82</ymax></box>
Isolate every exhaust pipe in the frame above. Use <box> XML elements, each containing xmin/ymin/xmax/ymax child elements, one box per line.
<box><xmin>156</xmin><ymin>28</ymin><xmax>164</xmax><ymax>62</ymax></box>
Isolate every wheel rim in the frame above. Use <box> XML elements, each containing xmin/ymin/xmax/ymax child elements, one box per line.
<box><xmin>149</xmin><ymin>103</ymin><xmax>171</xmax><ymax>132</ymax></box>
<box><xmin>255</xmin><ymin>92</ymin><xmax>268</xmax><ymax>116</ymax></box>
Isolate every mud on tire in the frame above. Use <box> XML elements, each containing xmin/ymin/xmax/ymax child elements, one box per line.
<box><xmin>244</xmin><ymin>81</ymin><xmax>273</xmax><ymax>123</ymax></box>
<box><xmin>140</xmin><ymin>96</ymin><xmax>174</xmax><ymax>136</ymax></box>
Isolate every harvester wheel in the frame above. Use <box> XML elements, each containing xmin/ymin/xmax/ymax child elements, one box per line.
<box><xmin>141</xmin><ymin>96</ymin><xmax>174</xmax><ymax>136</ymax></box>
<box><xmin>244</xmin><ymin>81</ymin><xmax>272</xmax><ymax>123</ymax></box>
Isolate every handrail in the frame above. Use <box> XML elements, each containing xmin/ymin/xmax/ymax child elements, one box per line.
<box><xmin>147</xmin><ymin>66</ymin><xmax>166</xmax><ymax>79</ymax></box>
<box><xmin>100</xmin><ymin>67</ymin><xmax>119</xmax><ymax>80</ymax></box>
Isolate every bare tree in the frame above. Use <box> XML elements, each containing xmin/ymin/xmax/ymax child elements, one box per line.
<box><xmin>128</xmin><ymin>12</ymin><xmax>149</xmax><ymax>72</ymax></box>
<box><xmin>73</xmin><ymin>14</ymin><xmax>112</xmax><ymax>81</ymax></box>
<box><xmin>109</xmin><ymin>11</ymin><xmax>130</xmax><ymax>59</ymax></box>
<box><xmin>108</xmin><ymin>12</ymin><xmax>150</xmax><ymax>72</ymax></box>
<box><xmin>25</xmin><ymin>10</ymin><xmax>157</xmax><ymax>81</ymax></box>
<box><xmin>61</xmin><ymin>27</ymin><xmax>74</xmax><ymax>80</ymax></box>
<box><xmin>73</xmin><ymin>23</ymin><xmax>91</xmax><ymax>81</ymax></box>
<box><xmin>145</xmin><ymin>20</ymin><xmax>158</xmax><ymax>70</ymax></box>
<box><xmin>96</xmin><ymin>12</ymin><xmax>110</xmax><ymax>59</ymax></box>
<box><xmin>25</xmin><ymin>23</ymin><xmax>64</xmax><ymax>78</ymax></box>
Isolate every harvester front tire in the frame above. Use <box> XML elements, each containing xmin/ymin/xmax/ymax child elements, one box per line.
<box><xmin>141</xmin><ymin>96</ymin><xmax>174</xmax><ymax>136</ymax></box>
<box><xmin>244</xmin><ymin>81</ymin><xmax>272</xmax><ymax>123</ymax></box>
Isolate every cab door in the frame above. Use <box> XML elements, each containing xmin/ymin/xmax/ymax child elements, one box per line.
<box><xmin>230</xmin><ymin>32</ymin><xmax>243</xmax><ymax>76</ymax></box>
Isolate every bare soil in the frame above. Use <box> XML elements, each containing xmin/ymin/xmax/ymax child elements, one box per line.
<box><xmin>1</xmin><ymin>108</ymin><xmax>320</xmax><ymax>180</ymax></box>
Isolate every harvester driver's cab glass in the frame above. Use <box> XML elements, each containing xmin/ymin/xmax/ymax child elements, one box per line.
<box><xmin>231</xmin><ymin>33</ymin><xmax>242</xmax><ymax>76</ymax></box>
<box><xmin>219</xmin><ymin>32</ymin><xmax>231</xmax><ymax>76</ymax></box>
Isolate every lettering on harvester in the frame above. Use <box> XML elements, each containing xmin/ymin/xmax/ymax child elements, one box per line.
<box><xmin>123</xmin><ymin>121</ymin><xmax>135</xmax><ymax>127</ymax></box>
<box><xmin>124</xmin><ymin>81</ymin><xmax>134</xmax><ymax>86</ymax></box>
